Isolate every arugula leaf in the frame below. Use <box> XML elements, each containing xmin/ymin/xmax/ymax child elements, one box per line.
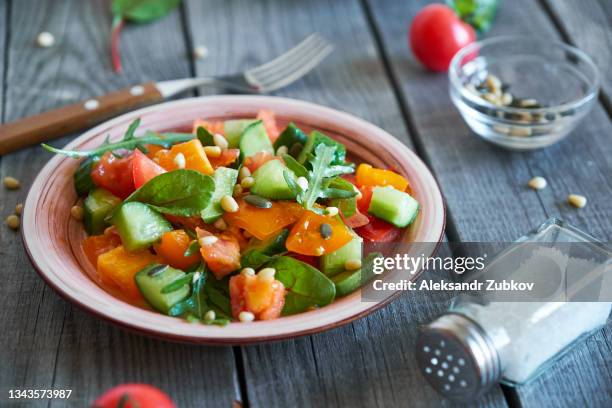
<box><xmin>124</xmin><ymin>169</ymin><xmax>214</xmax><ymax>216</ymax></box>
<box><xmin>183</xmin><ymin>239</ymin><xmax>201</xmax><ymax>257</ymax></box>
<box><xmin>42</xmin><ymin>119</ymin><xmax>194</xmax><ymax>159</ymax></box>
<box><xmin>327</xmin><ymin>177</ymin><xmax>358</xmax><ymax>217</ymax></box>
<box><xmin>267</xmin><ymin>256</ymin><xmax>336</xmax><ymax>316</ymax></box>
<box><xmin>196</xmin><ymin>126</ymin><xmax>215</xmax><ymax>146</ymax></box>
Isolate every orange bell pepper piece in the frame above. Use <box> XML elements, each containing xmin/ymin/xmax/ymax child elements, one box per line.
<box><xmin>82</xmin><ymin>233</ymin><xmax>122</xmax><ymax>267</ymax></box>
<box><xmin>223</xmin><ymin>199</ymin><xmax>304</xmax><ymax>240</ymax></box>
<box><xmin>286</xmin><ymin>211</ymin><xmax>353</xmax><ymax>256</ymax></box>
<box><xmin>154</xmin><ymin>139</ymin><xmax>214</xmax><ymax>175</ymax></box>
<box><xmin>97</xmin><ymin>246</ymin><xmax>161</xmax><ymax>299</ymax></box>
<box><xmin>355</xmin><ymin>163</ymin><xmax>410</xmax><ymax>192</ymax></box>
<box><xmin>154</xmin><ymin>229</ymin><xmax>200</xmax><ymax>270</ymax></box>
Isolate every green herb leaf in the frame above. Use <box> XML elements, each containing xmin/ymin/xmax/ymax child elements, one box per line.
<box><xmin>124</xmin><ymin>169</ymin><xmax>214</xmax><ymax>216</ymax></box>
<box><xmin>161</xmin><ymin>272</ymin><xmax>195</xmax><ymax>294</ymax></box>
<box><xmin>282</xmin><ymin>154</ymin><xmax>308</xmax><ymax>178</ymax></box>
<box><xmin>196</xmin><ymin>126</ymin><xmax>215</xmax><ymax>146</ymax></box>
<box><xmin>267</xmin><ymin>256</ymin><xmax>336</xmax><ymax>315</ymax></box>
<box><xmin>318</xmin><ymin>187</ymin><xmax>357</xmax><ymax>199</ymax></box>
<box><xmin>447</xmin><ymin>0</ymin><xmax>498</xmax><ymax>33</ymax></box>
<box><xmin>183</xmin><ymin>239</ymin><xmax>201</xmax><ymax>258</ymax></box>
<box><xmin>327</xmin><ymin>177</ymin><xmax>358</xmax><ymax>218</ymax></box>
<box><xmin>112</xmin><ymin>0</ymin><xmax>182</xmax><ymax>23</ymax></box>
<box><xmin>273</xmin><ymin>123</ymin><xmax>308</xmax><ymax>152</ymax></box>
<box><xmin>303</xmin><ymin>144</ymin><xmax>336</xmax><ymax>210</ymax></box>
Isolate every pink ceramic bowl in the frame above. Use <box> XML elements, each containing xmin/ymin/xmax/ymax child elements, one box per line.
<box><xmin>22</xmin><ymin>96</ymin><xmax>445</xmax><ymax>344</ymax></box>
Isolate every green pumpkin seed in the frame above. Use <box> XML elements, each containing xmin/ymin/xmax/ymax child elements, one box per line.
<box><xmin>320</xmin><ymin>223</ymin><xmax>332</xmax><ymax>240</ymax></box>
<box><xmin>244</xmin><ymin>194</ymin><xmax>272</xmax><ymax>209</ymax></box>
<box><xmin>147</xmin><ymin>264</ymin><xmax>168</xmax><ymax>277</ymax></box>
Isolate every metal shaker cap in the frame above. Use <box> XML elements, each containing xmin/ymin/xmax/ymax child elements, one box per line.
<box><xmin>416</xmin><ymin>313</ymin><xmax>501</xmax><ymax>401</ymax></box>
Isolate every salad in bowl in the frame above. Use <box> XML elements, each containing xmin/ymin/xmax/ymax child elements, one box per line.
<box><xmin>43</xmin><ymin>109</ymin><xmax>420</xmax><ymax>327</ymax></box>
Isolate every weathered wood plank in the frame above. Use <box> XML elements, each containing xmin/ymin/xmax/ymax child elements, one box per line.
<box><xmin>183</xmin><ymin>0</ymin><xmax>507</xmax><ymax>407</ymax></box>
<box><xmin>0</xmin><ymin>1</ymin><xmax>239</xmax><ymax>407</ymax></box>
<box><xmin>366</xmin><ymin>0</ymin><xmax>612</xmax><ymax>406</ymax></box>
<box><xmin>541</xmin><ymin>0</ymin><xmax>612</xmax><ymax>112</ymax></box>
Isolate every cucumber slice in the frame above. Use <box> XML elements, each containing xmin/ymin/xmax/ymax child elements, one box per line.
<box><xmin>135</xmin><ymin>264</ymin><xmax>190</xmax><ymax>313</ymax></box>
<box><xmin>224</xmin><ymin>119</ymin><xmax>257</xmax><ymax>148</ymax></box>
<box><xmin>297</xmin><ymin>131</ymin><xmax>347</xmax><ymax>165</ymax></box>
<box><xmin>250</xmin><ymin>160</ymin><xmax>297</xmax><ymax>200</ymax></box>
<box><xmin>83</xmin><ymin>188</ymin><xmax>121</xmax><ymax>235</ymax></box>
<box><xmin>239</xmin><ymin>121</ymin><xmax>274</xmax><ymax>158</ymax></box>
<box><xmin>111</xmin><ymin>202</ymin><xmax>172</xmax><ymax>251</ymax></box>
<box><xmin>273</xmin><ymin>123</ymin><xmax>308</xmax><ymax>153</ymax></box>
<box><xmin>368</xmin><ymin>186</ymin><xmax>419</xmax><ymax>228</ymax></box>
<box><xmin>320</xmin><ymin>231</ymin><xmax>362</xmax><ymax>277</ymax></box>
<box><xmin>201</xmin><ymin>167</ymin><xmax>239</xmax><ymax>223</ymax></box>
<box><xmin>331</xmin><ymin>269</ymin><xmax>362</xmax><ymax>297</ymax></box>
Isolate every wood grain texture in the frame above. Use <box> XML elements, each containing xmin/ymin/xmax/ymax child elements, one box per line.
<box><xmin>365</xmin><ymin>0</ymin><xmax>612</xmax><ymax>406</ymax></box>
<box><xmin>183</xmin><ymin>0</ymin><xmax>507</xmax><ymax>407</ymax></box>
<box><xmin>0</xmin><ymin>1</ymin><xmax>239</xmax><ymax>407</ymax></box>
<box><xmin>541</xmin><ymin>0</ymin><xmax>612</xmax><ymax>112</ymax></box>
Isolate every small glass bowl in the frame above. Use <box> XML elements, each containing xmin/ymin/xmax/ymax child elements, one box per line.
<box><xmin>449</xmin><ymin>36</ymin><xmax>600</xmax><ymax>151</ymax></box>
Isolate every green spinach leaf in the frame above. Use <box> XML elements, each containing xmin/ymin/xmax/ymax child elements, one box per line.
<box><xmin>124</xmin><ymin>169</ymin><xmax>214</xmax><ymax>216</ymax></box>
<box><xmin>196</xmin><ymin>126</ymin><xmax>215</xmax><ymax>146</ymax></box>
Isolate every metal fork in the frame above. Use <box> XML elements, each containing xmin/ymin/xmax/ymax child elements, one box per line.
<box><xmin>157</xmin><ymin>33</ymin><xmax>334</xmax><ymax>97</ymax></box>
<box><xmin>0</xmin><ymin>33</ymin><xmax>334</xmax><ymax>154</ymax></box>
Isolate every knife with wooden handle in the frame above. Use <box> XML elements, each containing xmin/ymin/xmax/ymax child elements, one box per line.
<box><xmin>0</xmin><ymin>77</ymin><xmax>216</xmax><ymax>155</ymax></box>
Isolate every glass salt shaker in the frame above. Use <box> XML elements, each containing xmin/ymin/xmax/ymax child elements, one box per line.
<box><xmin>416</xmin><ymin>218</ymin><xmax>612</xmax><ymax>400</ymax></box>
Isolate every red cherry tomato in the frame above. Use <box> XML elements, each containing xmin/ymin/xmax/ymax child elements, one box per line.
<box><xmin>132</xmin><ymin>149</ymin><xmax>166</xmax><ymax>189</ymax></box>
<box><xmin>409</xmin><ymin>4</ymin><xmax>476</xmax><ymax>72</ymax></box>
<box><xmin>91</xmin><ymin>152</ymin><xmax>135</xmax><ymax>199</ymax></box>
<box><xmin>355</xmin><ymin>214</ymin><xmax>401</xmax><ymax>243</ymax></box>
<box><xmin>92</xmin><ymin>384</ymin><xmax>175</xmax><ymax>408</ymax></box>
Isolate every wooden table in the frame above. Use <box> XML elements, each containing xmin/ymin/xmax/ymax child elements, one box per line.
<box><xmin>1</xmin><ymin>0</ymin><xmax>611</xmax><ymax>406</ymax></box>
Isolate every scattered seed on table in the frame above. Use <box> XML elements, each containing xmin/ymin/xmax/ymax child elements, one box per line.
<box><xmin>240</xmin><ymin>176</ymin><xmax>255</xmax><ymax>189</ymax></box>
<box><xmin>239</xmin><ymin>167</ymin><xmax>251</xmax><ymax>181</ymax></box>
<box><xmin>325</xmin><ymin>206</ymin><xmax>339</xmax><ymax>217</ymax></box>
<box><xmin>36</xmin><ymin>31</ymin><xmax>55</xmax><ymax>48</ymax></box>
<box><xmin>276</xmin><ymin>145</ymin><xmax>288</xmax><ymax>156</ymax></box>
<box><xmin>239</xmin><ymin>311</ymin><xmax>255</xmax><ymax>322</ymax></box>
<box><xmin>213</xmin><ymin>133</ymin><xmax>229</xmax><ymax>149</ymax></box>
<box><xmin>241</xmin><ymin>267</ymin><xmax>256</xmax><ymax>276</ymax></box>
<box><xmin>204</xmin><ymin>310</ymin><xmax>216</xmax><ymax>322</ymax></box>
<box><xmin>320</xmin><ymin>223</ymin><xmax>333</xmax><ymax>240</ymax></box>
<box><xmin>3</xmin><ymin>176</ymin><xmax>20</xmax><ymax>190</ymax></box>
<box><xmin>193</xmin><ymin>45</ymin><xmax>209</xmax><ymax>60</ymax></box>
<box><xmin>528</xmin><ymin>177</ymin><xmax>547</xmax><ymax>190</ymax></box>
<box><xmin>568</xmin><ymin>194</ymin><xmax>587</xmax><ymax>208</ymax></box>
<box><xmin>5</xmin><ymin>215</ymin><xmax>20</xmax><ymax>230</ymax></box>
<box><xmin>15</xmin><ymin>203</ymin><xmax>23</xmax><ymax>215</ymax></box>
<box><xmin>345</xmin><ymin>259</ymin><xmax>362</xmax><ymax>271</ymax></box>
<box><xmin>173</xmin><ymin>152</ymin><xmax>186</xmax><ymax>169</ymax></box>
<box><xmin>297</xmin><ymin>176</ymin><xmax>309</xmax><ymax>191</ymax></box>
<box><xmin>204</xmin><ymin>145</ymin><xmax>222</xmax><ymax>158</ymax></box>
<box><xmin>70</xmin><ymin>205</ymin><xmax>84</xmax><ymax>221</ymax></box>
<box><xmin>199</xmin><ymin>236</ymin><xmax>219</xmax><ymax>246</ymax></box>
<box><xmin>221</xmin><ymin>195</ymin><xmax>239</xmax><ymax>212</ymax></box>
<box><xmin>258</xmin><ymin>267</ymin><xmax>276</xmax><ymax>281</ymax></box>
<box><xmin>244</xmin><ymin>194</ymin><xmax>272</xmax><ymax>208</ymax></box>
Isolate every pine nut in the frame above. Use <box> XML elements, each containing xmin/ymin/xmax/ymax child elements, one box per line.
<box><xmin>173</xmin><ymin>152</ymin><xmax>186</xmax><ymax>169</ymax></box>
<box><xmin>238</xmin><ymin>311</ymin><xmax>255</xmax><ymax>322</ymax></box>
<box><xmin>5</xmin><ymin>214</ymin><xmax>20</xmax><ymax>230</ymax></box>
<box><xmin>493</xmin><ymin>125</ymin><xmax>510</xmax><ymax>135</ymax></box>
<box><xmin>213</xmin><ymin>218</ymin><xmax>227</xmax><ymax>230</ymax></box>
<box><xmin>485</xmin><ymin>74</ymin><xmax>502</xmax><ymax>94</ymax></box>
<box><xmin>3</xmin><ymin>176</ymin><xmax>20</xmax><ymax>190</ymax></box>
<box><xmin>315</xmin><ymin>247</ymin><xmax>324</xmax><ymax>256</ymax></box>
<box><xmin>213</xmin><ymin>133</ymin><xmax>229</xmax><ymax>149</ymax></box>
<box><xmin>297</xmin><ymin>176</ymin><xmax>309</xmax><ymax>191</ymax></box>
<box><xmin>519</xmin><ymin>98</ymin><xmax>539</xmax><ymax>108</ymax></box>
<box><xmin>482</xmin><ymin>93</ymin><xmax>500</xmax><ymax>105</ymax></box>
<box><xmin>239</xmin><ymin>167</ymin><xmax>251</xmax><ymax>181</ymax></box>
<box><xmin>70</xmin><ymin>205</ymin><xmax>84</xmax><ymax>221</ymax></box>
<box><xmin>241</xmin><ymin>267</ymin><xmax>256</xmax><ymax>276</ymax></box>
<box><xmin>199</xmin><ymin>236</ymin><xmax>219</xmax><ymax>246</ymax></box>
<box><xmin>527</xmin><ymin>177</ymin><xmax>547</xmax><ymax>190</ymax></box>
<box><xmin>276</xmin><ymin>145</ymin><xmax>288</xmax><ymax>156</ymax></box>
<box><xmin>204</xmin><ymin>310</ymin><xmax>216</xmax><ymax>322</ymax></box>
<box><xmin>258</xmin><ymin>267</ymin><xmax>276</xmax><ymax>282</ymax></box>
<box><xmin>325</xmin><ymin>206</ymin><xmax>339</xmax><ymax>217</ymax></box>
<box><xmin>568</xmin><ymin>194</ymin><xmax>587</xmax><ymax>208</ymax></box>
<box><xmin>233</xmin><ymin>184</ymin><xmax>243</xmax><ymax>197</ymax></box>
<box><xmin>36</xmin><ymin>32</ymin><xmax>55</xmax><ymax>48</ymax></box>
<box><xmin>345</xmin><ymin>259</ymin><xmax>362</xmax><ymax>271</ymax></box>
<box><xmin>193</xmin><ymin>45</ymin><xmax>209</xmax><ymax>59</ymax></box>
<box><xmin>241</xmin><ymin>176</ymin><xmax>255</xmax><ymax>189</ymax></box>
<box><xmin>220</xmin><ymin>195</ymin><xmax>239</xmax><ymax>213</ymax></box>
<box><xmin>204</xmin><ymin>146</ymin><xmax>222</xmax><ymax>158</ymax></box>
<box><xmin>501</xmin><ymin>93</ymin><xmax>513</xmax><ymax>106</ymax></box>
<box><xmin>15</xmin><ymin>203</ymin><xmax>23</xmax><ymax>215</ymax></box>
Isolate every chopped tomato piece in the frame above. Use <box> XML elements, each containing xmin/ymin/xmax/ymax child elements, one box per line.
<box><xmin>356</xmin><ymin>186</ymin><xmax>373</xmax><ymax>213</ymax></box>
<box><xmin>256</xmin><ymin>109</ymin><xmax>281</xmax><ymax>143</ymax></box>
<box><xmin>192</xmin><ymin>119</ymin><xmax>225</xmax><ymax>135</ymax></box>
<box><xmin>196</xmin><ymin>229</ymin><xmax>241</xmax><ymax>279</ymax></box>
<box><xmin>90</xmin><ymin>152</ymin><xmax>135</xmax><ymax>199</ymax></box>
<box><xmin>342</xmin><ymin>208</ymin><xmax>370</xmax><ymax>228</ymax></box>
<box><xmin>209</xmin><ymin>148</ymin><xmax>240</xmax><ymax>168</ymax></box>
<box><xmin>154</xmin><ymin>139</ymin><xmax>214</xmax><ymax>175</ymax></box>
<box><xmin>96</xmin><ymin>246</ymin><xmax>161</xmax><ymax>299</ymax></box>
<box><xmin>242</xmin><ymin>151</ymin><xmax>279</xmax><ymax>173</ymax></box>
<box><xmin>132</xmin><ymin>149</ymin><xmax>166</xmax><ymax>189</ymax></box>
<box><xmin>230</xmin><ymin>273</ymin><xmax>286</xmax><ymax>321</ymax></box>
<box><xmin>223</xmin><ymin>199</ymin><xmax>303</xmax><ymax>240</ymax></box>
<box><xmin>286</xmin><ymin>210</ymin><xmax>353</xmax><ymax>256</ymax></box>
<box><xmin>82</xmin><ymin>233</ymin><xmax>122</xmax><ymax>267</ymax></box>
<box><xmin>154</xmin><ymin>229</ymin><xmax>200</xmax><ymax>270</ymax></box>
<box><xmin>355</xmin><ymin>214</ymin><xmax>402</xmax><ymax>242</ymax></box>
<box><xmin>355</xmin><ymin>163</ymin><xmax>410</xmax><ymax>192</ymax></box>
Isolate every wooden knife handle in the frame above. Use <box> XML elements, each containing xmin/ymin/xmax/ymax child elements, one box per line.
<box><xmin>0</xmin><ymin>81</ymin><xmax>163</xmax><ymax>155</ymax></box>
